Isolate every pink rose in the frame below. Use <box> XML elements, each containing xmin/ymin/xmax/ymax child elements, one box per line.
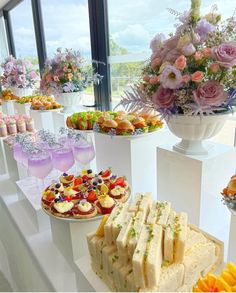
<box><xmin>194</xmin><ymin>51</ymin><xmax>204</xmax><ymax>61</ymax></box>
<box><xmin>174</xmin><ymin>55</ymin><xmax>187</xmax><ymax>70</ymax></box>
<box><xmin>30</xmin><ymin>71</ymin><xmax>38</xmax><ymax>79</ymax></box>
<box><xmin>152</xmin><ymin>86</ymin><xmax>175</xmax><ymax>108</ymax></box>
<box><xmin>151</xmin><ymin>58</ymin><xmax>161</xmax><ymax>70</ymax></box>
<box><xmin>202</xmin><ymin>48</ymin><xmax>212</xmax><ymax>57</ymax></box>
<box><xmin>213</xmin><ymin>42</ymin><xmax>236</xmax><ymax>68</ymax></box>
<box><xmin>149</xmin><ymin>76</ymin><xmax>160</xmax><ymax>85</ymax></box>
<box><xmin>191</xmin><ymin>71</ymin><xmax>204</xmax><ymax>83</ymax></box>
<box><xmin>143</xmin><ymin>75</ymin><xmax>150</xmax><ymax>82</ymax></box>
<box><xmin>54</xmin><ymin>76</ymin><xmax>59</xmax><ymax>82</ymax></box>
<box><xmin>182</xmin><ymin>43</ymin><xmax>196</xmax><ymax>56</ymax></box>
<box><xmin>182</xmin><ymin>75</ymin><xmax>190</xmax><ymax>83</ymax></box>
<box><xmin>194</xmin><ymin>80</ymin><xmax>227</xmax><ymax>106</ymax></box>
<box><xmin>210</xmin><ymin>63</ymin><xmax>220</xmax><ymax>73</ymax></box>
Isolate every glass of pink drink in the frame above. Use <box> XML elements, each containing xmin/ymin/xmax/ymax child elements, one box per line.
<box><xmin>28</xmin><ymin>151</ymin><xmax>53</xmax><ymax>189</ymax></box>
<box><xmin>73</xmin><ymin>136</ymin><xmax>95</xmax><ymax>170</ymax></box>
<box><xmin>52</xmin><ymin>147</ymin><xmax>75</xmax><ymax>173</ymax></box>
<box><xmin>13</xmin><ymin>143</ymin><xmax>23</xmax><ymax>164</ymax></box>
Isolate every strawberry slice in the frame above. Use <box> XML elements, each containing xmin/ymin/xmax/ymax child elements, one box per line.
<box><xmin>64</xmin><ymin>196</ymin><xmax>72</xmax><ymax>202</ymax></box>
<box><xmin>65</xmin><ymin>175</ymin><xmax>74</xmax><ymax>181</ymax></box>
<box><xmin>87</xmin><ymin>190</ymin><xmax>97</xmax><ymax>203</ymax></box>
<box><xmin>102</xmin><ymin>169</ymin><xmax>111</xmax><ymax>178</ymax></box>
<box><xmin>82</xmin><ymin>175</ymin><xmax>89</xmax><ymax>181</ymax></box>
<box><xmin>74</xmin><ymin>177</ymin><xmax>83</xmax><ymax>186</ymax></box>
<box><xmin>111</xmin><ymin>177</ymin><xmax>126</xmax><ymax>188</ymax></box>
<box><xmin>46</xmin><ymin>193</ymin><xmax>55</xmax><ymax>202</ymax></box>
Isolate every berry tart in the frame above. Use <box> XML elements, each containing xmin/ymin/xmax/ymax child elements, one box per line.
<box><xmin>41</xmin><ymin>168</ymin><xmax>130</xmax><ymax>220</ymax></box>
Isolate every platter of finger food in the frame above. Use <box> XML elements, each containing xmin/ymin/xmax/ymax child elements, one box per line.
<box><xmin>66</xmin><ymin>111</ymin><xmax>163</xmax><ymax>136</ymax></box>
<box><xmin>221</xmin><ymin>174</ymin><xmax>236</xmax><ymax>215</ymax></box>
<box><xmin>87</xmin><ymin>193</ymin><xmax>223</xmax><ymax>292</ymax></box>
<box><xmin>41</xmin><ymin>168</ymin><xmax>130</xmax><ymax>221</ymax></box>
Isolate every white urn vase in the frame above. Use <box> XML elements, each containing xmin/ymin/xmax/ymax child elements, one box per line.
<box><xmin>56</xmin><ymin>91</ymin><xmax>83</xmax><ymax>113</ymax></box>
<box><xmin>166</xmin><ymin>113</ymin><xmax>230</xmax><ymax>155</ymax></box>
<box><xmin>10</xmin><ymin>86</ymin><xmax>33</xmax><ymax>97</ymax></box>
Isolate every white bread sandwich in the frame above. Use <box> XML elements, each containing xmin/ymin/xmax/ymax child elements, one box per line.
<box><xmin>147</xmin><ymin>201</ymin><xmax>171</xmax><ymax>226</ymax></box>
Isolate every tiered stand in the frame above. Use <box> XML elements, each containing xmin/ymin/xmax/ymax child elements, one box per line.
<box><xmin>156</xmin><ymin>142</ymin><xmax>236</xmax><ymax>258</ymax></box>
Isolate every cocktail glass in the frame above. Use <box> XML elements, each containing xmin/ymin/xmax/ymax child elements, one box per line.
<box><xmin>73</xmin><ymin>136</ymin><xmax>95</xmax><ymax>171</ymax></box>
<box><xmin>52</xmin><ymin>147</ymin><xmax>75</xmax><ymax>173</ymax></box>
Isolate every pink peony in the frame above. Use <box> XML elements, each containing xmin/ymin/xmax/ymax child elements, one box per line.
<box><xmin>160</xmin><ymin>65</ymin><xmax>182</xmax><ymax>89</ymax></box>
<box><xmin>213</xmin><ymin>42</ymin><xmax>236</xmax><ymax>68</ymax></box>
<box><xmin>191</xmin><ymin>71</ymin><xmax>204</xmax><ymax>83</ymax></box>
<box><xmin>194</xmin><ymin>80</ymin><xmax>227</xmax><ymax>106</ymax></box>
<box><xmin>152</xmin><ymin>86</ymin><xmax>175</xmax><ymax>108</ymax></box>
<box><xmin>174</xmin><ymin>55</ymin><xmax>187</xmax><ymax>70</ymax></box>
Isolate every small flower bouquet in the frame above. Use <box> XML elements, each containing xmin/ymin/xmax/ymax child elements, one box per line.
<box><xmin>0</xmin><ymin>56</ymin><xmax>39</xmax><ymax>89</ymax></box>
<box><xmin>120</xmin><ymin>0</ymin><xmax>236</xmax><ymax>117</ymax></box>
<box><xmin>40</xmin><ymin>48</ymin><xmax>102</xmax><ymax>94</ymax></box>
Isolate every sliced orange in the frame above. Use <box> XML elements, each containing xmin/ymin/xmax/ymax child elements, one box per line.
<box><xmin>221</xmin><ymin>270</ymin><xmax>236</xmax><ymax>286</ymax></box>
<box><xmin>197</xmin><ymin>278</ymin><xmax>210</xmax><ymax>292</ymax></box>
<box><xmin>215</xmin><ymin>276</ymin><xmax>232</xmax><ymax>292</ymax></box>
<box><xmin>192</xmin><ymin>286</ymin><xmax>202</xmax><ymax>292</ymax></box>
<box><xmin>207</xmin><ymin>273</ymin><xmax>217</xmax><ymax>288</ymax></box>
<box><xmin>227</xmin><ymin>263</ymin><xmax>236</xmax><ymax>279</ymax></box>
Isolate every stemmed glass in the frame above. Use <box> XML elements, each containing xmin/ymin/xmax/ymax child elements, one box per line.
<box><xmin>73</xmin><ymin>135</ymin><xmax>95</xmax><ymax>171</ymax></box>
<box><xmin>27</xmin><ymin>151</ymin><xmax>53</xmax><ymax>190</ymax></box>
<box><xmin>52</xmin><ymin>147</ymin><xmax>75</xmax><ymax>174</ymax></box>
<box><xmin>13</xmin><ymin>143</ymin><xmax>23</xmax><ymax>164</ymax></box>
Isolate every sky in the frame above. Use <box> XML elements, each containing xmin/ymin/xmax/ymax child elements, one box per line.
<box><xmin>5</xmin><ymin>0</ymin><xmax>236</xmax><ymax>61</ymax></box>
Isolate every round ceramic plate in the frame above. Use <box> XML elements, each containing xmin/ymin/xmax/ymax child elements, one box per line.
<box><xmin>30</xmin><ymin>108</ymin><xmax>62</xmax><ymax>112</ymax></box>
<box><xmin>41</xmin><ymin>188</ymin><xmax>131</xmax><ymax>222</ymax></box>
<box><xmin>42</xmin><ymin>206</ymin><xmax>104</xmax><ymax>223</ymax></box>
<box><xmin>96</xmin><ymin>129</ymin><xmax>162</xmax><ymax>139</ymax></box>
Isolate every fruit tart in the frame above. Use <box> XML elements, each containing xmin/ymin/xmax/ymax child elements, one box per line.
<box><xmin>99</xmin><ymin>168</ymin><xmax>113</xmax><ymax>181</ymax></box>
<box><xmin>95</xmin><ymin>194</ymin><xmax>116</xmax><ymax>214</ymax></box>
<box><xmin>42</xmin><ymin>190</ymin><xmax>59</xmax><ymax>210</ymax></box>
<box><xmin>109</xmin><ymin>185</ymin><xmax>129</xmax><ymax>202</ymax></box>
<box><xmin>72</xmin><ymin>200</ymin><xmax>97</xmax><ymax>219</ymax></box>
<box><xmin>51</xmin><ymin>198</ymin><xmax>74</xmax><ymax>218</ymax></box>
<box><xmin>59</xmin><ymin>173</ymin><xmax>75</xmax><ymax>186</ymax></box>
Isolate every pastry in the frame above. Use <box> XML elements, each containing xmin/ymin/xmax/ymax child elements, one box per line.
<box><xmin>16</xmin><ymin>118</ymin><xmax>26</xmax><ymax>133</ymax></box>
<box><xmin>0</xmin><ymin>120</ymin><xmax>7</xmax><ymax>137</ymax></box>
<box><xmin>109</xmin><ymin>186</ymin><xmax>128</xmax><ymax>202</ymax></box>
<box><xmin>41</xmin><ymin>190</ymin><xmax>59</xmax><ymax>210</ymax></box>
<box><xmin>25</xmin><ymin>117</ymin><xmax>35</xmax><ymax>132</ymax></box>
<box><xmin>72</xmin><ymin>200</ymin><xmax>97</xmax><ymax>219</ymax></box>
<box><xmin>51</xmin><ymin>200</ymin><xmax>74</xmax><ymax>217</ymax></box>
<box><xmin>101</xmin><ymin>119</ymin><xmax>118</xmax><ymax>132</ymax></box>
<box><xmin>95</xmin><ymin>194</ymin><xmax>116</xmax><ymax>214</ymax></box>
<box><xmin>59</xmin><ymin>173</ymin><xmax>75</xmax><ymax>186</ymax></box>
<box><xmin>7</xmin><ymin>119</ymin><xmax>17</xmax><ymax>135</ymax></box>
<box><xmin>132</xmin><ymin>116</ymin><xmax>147</xmax><ymax>128</ymax></box>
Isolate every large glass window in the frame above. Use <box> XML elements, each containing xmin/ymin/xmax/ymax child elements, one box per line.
<box><xmin>10</xmin><ymin>0</ymin><xmax>39</xmax><ymax>68</ymax></box>
<box><xmin>41</xmin><ymin>0</ymin><xmax>94</xmax><ymax>105</ymax></box>
<box><xmin>108</xmin><ymin>0</ymin><xmax>236</xmax><ymax>108</ymax></box>
<box><xmin>0</xmin><ymin>16</ymin><xmax>8</xmax><ymax>66</ymax></box>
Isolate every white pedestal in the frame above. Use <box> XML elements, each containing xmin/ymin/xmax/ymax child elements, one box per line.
<box><xmin>95</xmin><ymin>129</ymin><xmax>177</xmax><ymax>196</ymax></box>
<box><xmin>17</xmin><ymin>162</ymin><xmax>28</xmax><ymax>180</ymax></box>
<box><xmin>50</xmin><ymin>216</ymin><xmax>101</xmax><ymax>267</ymax></box>
<box><xmin>157</xmin><ymin>142</ymin><xmax>236</xmax><ymax>257</ymax></box>
<box><xmin>14</xmin><ymin>103</ymin><xmax>31</xmax><ymax>116</ymax></box>
<box><xmin>228</xmin><ymin>214</ymin><xmax>236</xmax><ymax>263</ymax></box>
<box><xmin>0</xmin><ymin>138</ymin><xmax>7</xmax><ymax>175</ymax></box>
<box><xmin>29</xmin><ymin>109</ymin><xmax>57</xmax><ymax>132</ymax></box>
<box><xmin>52</xmin><ymin>111</ymin><xmax>70</xmax><ymax>134</ymax></box>
<box><xmin>3</xmin><ymin>142</ymin><xmax>19</xmax><ymax>181</ymax></box>
<box><xmin>16</xmin><ymin>177</ymin><xmax>50</xmax><ymax>232</ymax></box>
<box><xmin>2</xmin><ymin>101</ymin><xmax>15</xmax><ymax>116</ymax></box>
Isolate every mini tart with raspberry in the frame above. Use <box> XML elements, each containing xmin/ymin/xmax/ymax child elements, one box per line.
<box><xmin>42</xmin><ymin>190</ymin><xmax>58</xmax><ymax>210</ymax></box>
<box><xmin>48</xmin><ymin>182</ymin><xmax>64</xmax><ymax>193</ymax></box>
<box><xmin>109</xmin><ymin>176</ymin><xmax>128</xmax><ymax>190</ymax></box>
<box><xmin>72</xmin><ymin>200</ymin><xmax>97</xmax><ymax>219</ymax></box>
<box><xmin>51</xmin><ymin>200</ymin><xmax>74</xmax><ymax>218</ymax></box>
<box><xmin>109</xmin><ymin>186</ymin><xmax>129</xmax><ymax>202</ymax></box>
<box><xmin>73</xmin><ymin>177</ymin><xmax>83</xmax><ymax>187</ymax></box>
<box><xmin>59</xmin><ymin>173</ymin><xmax>75</xmax><ymax>186</ymax></box>
<box><xmin>95</xmin><ymin>194</ymin><xmax>116</xmax><ymax>214</ymax></box>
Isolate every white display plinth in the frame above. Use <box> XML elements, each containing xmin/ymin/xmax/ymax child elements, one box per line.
<box><xmin>52</xmin><ymin>111</ymin><xmax>70</xmax><ymax>134</ymax></box>
<box><xmin>14</xmin><ymin>103</ymin><xmax>31</xmax><ymax>116</ymax></box>
<box><xmin>50</xmin><ymin>216</ymin><xmax>101</xmax><ymax>267</ymax></box>
<box><xmin>16</xmin><ymin>177</ymin><xmax>49</xmax><ymax>232</ymax></box>
<box><xmin>0</xmin><ymin>138</ymin><xmax>7</xmax><ymax>175</ymax></box>
<box><xmin>3</xmin><ymin>142</ymin><xmax>19</xmax><ymax>181</ymax></box>
<box><xmin>2</xmin><ymin>100</ymin><xmax>15</xmax><ymax>116</ymax></box>
<box><xmin>75</xmin><ymin>255</ymin><xmax>109</xmax><ymax>292</ymax></box>
<box><xmin>95</xmin><ymin>129</ymin><xmax>177</xmax><ymax>196</ymax></box>
<box><xmin>228</xmin><ymin>214</ymin><xmax>236</xmax><ymax>263</ymax></box>
<box><xmin>29</xmin><ymin>109</ymin><xmax>57</xmax><ymax>132</ymax></box>
<box><xmin>157</xmin><ymin>142</ymin><xmax>236</xmax><ymax>257</ymax></box>
<box><xmin>17</xmin><ymin>162</ymin><xmax>28</xmax><ymax>180</ymax></box>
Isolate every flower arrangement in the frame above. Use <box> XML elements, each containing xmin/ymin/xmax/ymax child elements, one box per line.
<box><xmin>120</xmin><ymin>0</ymin><xmax>236</xmax><ymax>117</ymax></box>
<box><xmin>0</xmin><ymin>56</ymin><xmax>39</xmax><ymax>89</ymax></box>
<box><xmin>40</xmin><ymin>48</ymin><xmax>102</xmax><ymax>94</ymax></box>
